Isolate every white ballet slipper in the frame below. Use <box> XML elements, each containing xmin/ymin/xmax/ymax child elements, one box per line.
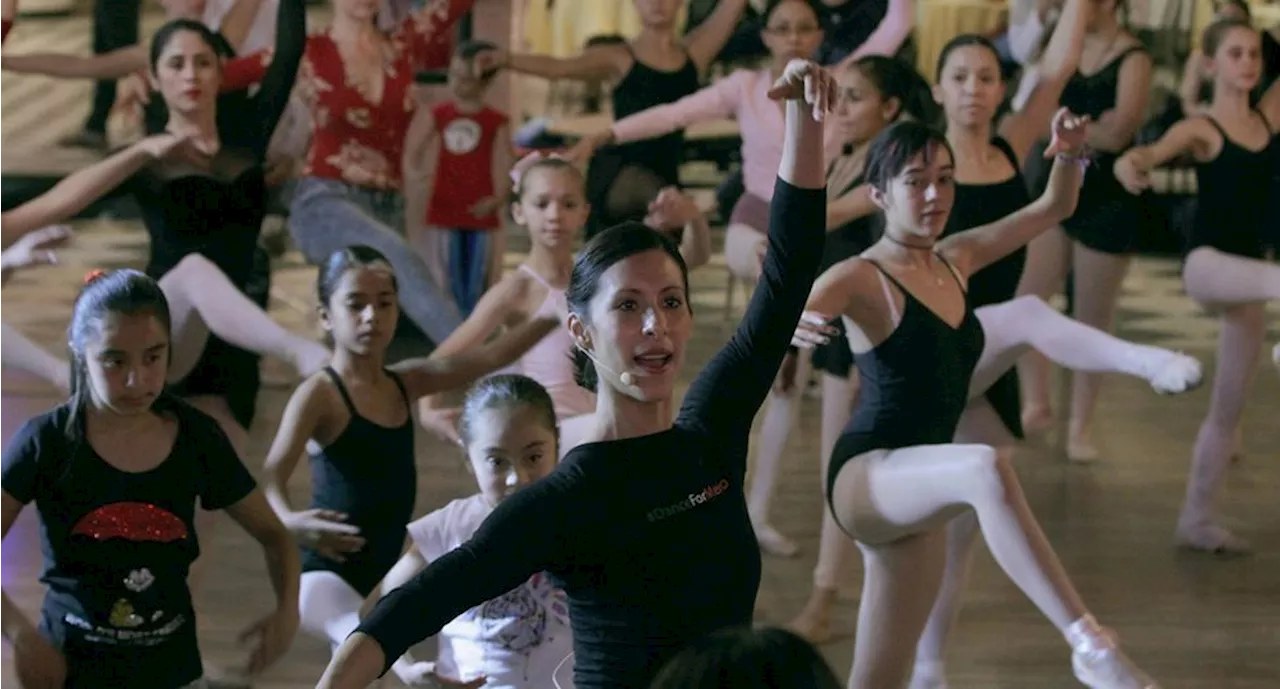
<box><xmin>751</xmin><ymin>521</ymin><xmax>800</xmax><ymax>558</ymax></box>
<box><xmin>1174</xmin><ymin>518</ymin><xmax>1252</xmax><ymax>556</ymax></box>
<box><xmin>1142</xmin><ymin>351</ymin><xmax>1202</xmax><ymax>395</ymax></box>
<box><xmin>1066</xmin><ymin>616</ymin><xmax>1160</xmax><ymax>689</ymax></box>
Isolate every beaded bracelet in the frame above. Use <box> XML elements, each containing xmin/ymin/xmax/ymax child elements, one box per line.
<box><xmin>1056</xmin><ymin>147</ymin><xmax>1093</xmax><ymax>171</ymax></box>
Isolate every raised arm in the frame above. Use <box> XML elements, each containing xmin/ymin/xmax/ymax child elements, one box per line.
<box><xmin>246</xmin><ymin>0</ymin><xmax>305</xmax><ymax>159</ymax></box>
<box><xmin>1</xmin><ymin>45</ymin><xmax>146</xmax><ymax>80</ymax></box>
<box><xmin>683</xmin><ymin>0</ymin><xmax>750</xmax><ymax>74</ymax></box>
<box><xmin>317</xmin><ymin>472</ymin><xmax>586</xmax><ymax>688</ymax></box>
<box><xmin>676</xmin><ymin>60</ymin><xmax>831</xmax><ymax>445</ymax></box>
<box><xmin>998</xmin><ymin>0</ymin><xmax>1086</xmax><ymax>159</ymax></box>
<box><xmin>211</xmin><ymin>0</ymin><xmax>267</xmax><ymax>55</ymax></box>
<box><xmin>836</xmin><ymin>0</ymin><xmax>914</xmax><ymax>68</ymax></box>
<box><xmin>0</xmin><ymin>134</ymin><xmax>191</xmax><ymax>245</ymax></box>
<box><xmin>1086</xmin><ymin>49</ymin><xmax>1152</xmax><ymax>151</ymax></box>
<box><xmin>941</xmin><ymin>109</ymin><xmax>1087</xmax><ymax>275</ymax></box>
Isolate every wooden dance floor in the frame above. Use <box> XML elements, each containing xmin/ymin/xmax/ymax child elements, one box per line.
<box><xmin>3</xmin><ymin>219</ymin><xmax>1279</xmax><ymax>687</ymax></box>
<box><xmin>3</xmin><ymin>12</ymin><xmax>1280</xmax><ymax>689</ymax></box>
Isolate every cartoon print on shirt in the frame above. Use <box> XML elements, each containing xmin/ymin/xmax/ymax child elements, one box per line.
<box><xmin>66</xmin><ymin>503</ymin><xmax>190</xmax><ymax>640</ymax></box>
<box><xmin>442</xmin><ymin>118</ymin><xmax>482</xmax><ymax>155</ymax></box>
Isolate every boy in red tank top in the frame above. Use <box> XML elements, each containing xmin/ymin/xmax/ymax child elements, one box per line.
<box><xmin>409</xmin><ymin>40</ymin><xmax>513</xmax><ymax>316</ymax></box>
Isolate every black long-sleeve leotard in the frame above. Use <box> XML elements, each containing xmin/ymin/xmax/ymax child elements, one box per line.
<box><xmin>123</xmin><ymin>0</ymin><xmax>303</xmax><ymax>425</ymax></box>
<box><xmin>355</xmin><ymin>179</ymin><xmax>826</xmax><ymax>689</ymax></box>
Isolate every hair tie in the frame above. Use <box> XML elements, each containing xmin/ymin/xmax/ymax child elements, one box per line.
<box><xmin>84</xmin><ymin>269</ymin><xmax>108</xmax><ymax>285</ymax></box>
<box><xmin>510</xmin><ymin>150</ymin><xmax>568</xmax><ymax>187</ymax></box>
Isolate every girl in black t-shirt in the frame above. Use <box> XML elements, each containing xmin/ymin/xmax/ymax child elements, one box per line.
<box><xmin>1</xmin><ymin>270</ymin><xmax>300</xmax><ymax>689</ymax></box>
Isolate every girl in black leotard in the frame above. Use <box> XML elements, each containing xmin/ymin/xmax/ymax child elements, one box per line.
<box><xmin>804</xmin><ymin>115</ymin><xmax>1158</xmax><ymax>688</ymax></box>
<box><xmin>1178</xmin><ymin>0</ymin><xmax>1280</xmax><ymax>115</ymax></box>
<box><xmin>1016</xmin><ymin>0</ymin><xmax>1154</xmax><ymax>462</ymax></box>
<box><xmin>315</xmin><ymin>60</ymin><xmax>836</xmax><ymax>689</ymax></box>
<box><xmin>261</xmin><ymin>246</ymin><xmax>559</xmax><ymax>664</ymax></box>
<box><xmin>749</xmin><ymin>55</ymin><xmax>929</xmax><ymax>563</ymax></box>
<box><xmin>1116</xmin><ymin>19</ymin><xmax>1280</xmax><ymax>555</ymax></box>
<box><xmin>929</xmin><ymin>6</ymin><xmax>1086</xmax><ymax>459</ymax></box>
<box><xmin>487</xmin><ymin>0</ymin><xmax>750</xmax><ymax>236</ymax></box>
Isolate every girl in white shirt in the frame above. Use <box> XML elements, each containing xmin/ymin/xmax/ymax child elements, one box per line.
<box><xmin>378</xmin><ymin>374</ymin><xmax>572</xmax><ymax>688</ymax></box>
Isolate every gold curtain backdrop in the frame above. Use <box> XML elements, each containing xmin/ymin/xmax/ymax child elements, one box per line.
<box><xmin>518</xmin><ymin>0</ymin><xmax>1005</xmax><ymax>79</ymax></box>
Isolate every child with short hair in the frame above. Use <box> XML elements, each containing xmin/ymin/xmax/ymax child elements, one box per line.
<box><xmin>409</xmin><ymin>39</ymin><xmax>515</xmax><ymax>317</ymax></box>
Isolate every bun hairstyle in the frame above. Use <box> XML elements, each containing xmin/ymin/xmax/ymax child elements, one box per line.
<box><xmin>456</xmin><ymin>374</ymin><xmax>559</xmax><ymax>450</ymax></box>
<box><xmin>510</xmin><ymin>151</ymin><xmax>584</xmax><ymax>201</ymax></box>
<box><xmin>851</xmin><ymin>56</ymin><xmax>940</xmax><ymax>127</ymax></box>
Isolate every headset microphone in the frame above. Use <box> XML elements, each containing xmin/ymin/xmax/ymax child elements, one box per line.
<box><xmin>576</xmin><ymin>344</ymin><xmax>637</xmax><ymax>386</ymax></box>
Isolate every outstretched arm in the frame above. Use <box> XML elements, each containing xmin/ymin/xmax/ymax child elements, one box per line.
<box><xmin>836</xmin><ymin>0</ymin><xmax>914</xmax><ymax>68</ymax></box>
<box><xmin>1</xmin><ymin>45</ymin><xmax>146</xmax><ymax>80</ymax></box>
<box><xmin>1112</xmin><ymin>117</ymin><xmax>1212</xmax><ymax>194</ymax></box>
<box><xmin>677</xmin><ymin>61</ymin><xmax>832</xmax><ymax>449</ymax></box>
<box><xmin>0</xmin><ymin>134</ymin><xmax>191</xmax><ymax>246</ymax></box>
<box><xmin>942</xmin><ymin>109</ymin><xmax>1088</xmax><ymax>275</ymax></box>
<box><xmin>317</xmin><ymin>470</ymin><xmax>587</xmax><ymax>688</ymax></box>
<box><xmin>683</xmin><ymin>0</ymin><xmax>750</xmax><ymax>74</ymax></box>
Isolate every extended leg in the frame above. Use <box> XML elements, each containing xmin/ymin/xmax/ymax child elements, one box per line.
<box><xmin>300</xmin><ymin>571</ymin><xmax>366</xmax><ymax>653</ymax></box>
<box><xmin>971</xmin><ymin>296</ymin><xmax>1201</xmax><ymax>399</ymax></box>
<box><xmin>830</xmin><ymin>445</ymin><xmax>1157</xmax><ymax>688</ymax></box>
<box><xmin>1</xmin><ymin>321</ymin><xmax>69</xmax><ymax>391</ymax></box>
<box><xmin>158</xmin><ymin>254</ymin><xmax>328</xmax><ymax>382</ymax></box>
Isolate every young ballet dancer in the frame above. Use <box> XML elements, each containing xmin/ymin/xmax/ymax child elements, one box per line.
<box><xmin>406</xmin><ymin>39</ymin><xmax>515</xmax><ymax>317</ymax></box>
<box><xmin>930</xmin><ymin>0</ymin><xmax>1086</xmax><ymax>457</ymax></box>
<box><xmin>260</xmin><ymin>246</ymin><xmax>560</xmax><ymax>662</ymax></box>
<box><xmin>1114</xmin><ymin>17</ymin><xmax>1280</xmax><ymax>554</ymax></box>
<box><xmin>0</xmin><ymin>270</ymin><xmax>300</xmax><ymax>689</ymax></box>
<box><xmin>379</xmin><ymin>374</ymin><xmax>571</xmax><ymax>688</ymax></box>
<box><xmin>570</xmin><ymin>0</ymin><xmax>832</xmax><ymax>291</ymax></box>
<box><xmin>804</xmin><ymin>114</ymin><xmax>1159</xmax><ymax>688</ymax></box>
<box><xmin>479</xmin><ymin>0</ymin><xmax>749</xmax><ymax>235</ymax></box>
<box><xmin>751</xmin><ymin>54</ymin><xmax>933</xmax><ymax>560</ymax></box>
<box><xmin>1</xmin><ymin>225</ymin><xmax>73</xmax><ymax>393</ymax></box>
<box><xmin>314</xmin><ymin>59</ymin><xmax>836</xmax><ymax>689</ymax></box>
<box><xmin>218</xmin><ymin>0</ymin><xmax>477</xmax><ymax>346</ymax></box>
<box><xmin>418</xmin><ymin>153</ymin><xmax>711</xmax><ymax>457</ymax></box>
<box><xmin>648</xmin><ymin>626</ymin><xmax>841</xmax><ymax>689</ymax></box>
<box><xmin>1017</xmin><ymin>0</ymin><xmax>1154</xmax><ymax>461</ymax></box>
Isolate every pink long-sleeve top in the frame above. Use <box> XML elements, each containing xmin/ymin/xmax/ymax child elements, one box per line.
<box><xmin>610</xmin><ymin>68</ymin><xmax>839</xmax><ymax>202</ymax></box>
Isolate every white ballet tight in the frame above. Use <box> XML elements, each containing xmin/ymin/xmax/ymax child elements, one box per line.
<box><xmin>1176</xmin><ymin>247</ymin><xmax>1278</xmax><ymax>551</ymax></box>
<box><xmin>1</xmin><ymin>321</ymin><xmax>69</xmax><ymax>391</ymax></box>
<box><xmin>300</xmin><ymin>571</ymin><xmax>366</xmax><ymax>653</ymax></box>
<box><xmin>158</xmin><ymin>254</ymin><xmax>328</xmax><ymax>381</ymax></box>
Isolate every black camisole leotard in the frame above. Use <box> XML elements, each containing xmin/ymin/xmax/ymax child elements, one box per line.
<box><xmin>828</xmin><ymin>256</ymin><xmax>986</xmax><ymax>505</ymax></box>
<box><xmin>939</xmin><ymin>136</ymin><xmax>1031</xmax><ymax>439</ymax></box>
<box><xmin>302</xmin><ymin>367</ymin><xmax>417</xmax><ymax>596</ymax></box>
<box><xmin>1054</xmin><ymin>46</ymin><xmax>1149</xmax><ymax>255</ymax></box>
<box><xmin>1187</xmin><ymin>113</ymin><xmax>1280</xmax><ymax>260</ymax></box>
<box><xmin>585</xmin><ymin>46</ymin><xmax>700</xmax><ymax>236</ymax></box>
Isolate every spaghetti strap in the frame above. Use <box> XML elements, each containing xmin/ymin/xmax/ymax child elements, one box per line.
<box><xmin>1257</xmin><ymin>108</ymin><xmax>1274</xmax><ymax>134</ymax></box>
<box><xmin>386</xmin><ymin>369</ymin><xmax>412</xmax><ymax>410</ymax></box>
<box><xmin>518</xmin><ymin>264</ymin><xmax>553</xmax><ymax>288</ymax></box>
<box><xmin>323</xmin><ymin>367</ymin><xmax>358</xmax><ymax>415</ymax></box>
<box><xmin>1202</xmin><ymin>114</ymin><xmax>1229</xmax><ymax>138</ymax></box>
<box><xmin>936</xmin><ymin>253</ymin><xmax>968</xmax><ymax>294</ymax></box>
<box><xmin>863</xmin><ymin>259</ymin><xmax>905</xmax><ymax>325</ymax></box>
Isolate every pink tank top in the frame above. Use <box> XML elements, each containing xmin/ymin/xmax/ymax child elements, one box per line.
<box><xmin>515</xmin><ymin>265</ymin><xmax>597</xmax><ymax>418</ymax></box>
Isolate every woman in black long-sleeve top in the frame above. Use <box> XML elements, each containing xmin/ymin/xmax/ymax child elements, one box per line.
<box><xmin>316</xmin><ymin>59</ymin><xmax>837</xmax><ymax>689</ymax></box>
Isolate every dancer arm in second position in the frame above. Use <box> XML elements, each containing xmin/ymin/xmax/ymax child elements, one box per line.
<box><xmin>1</xmin><ymin>226</ymin><xmax>73</xmax><ymax>392</ymax></box>
<box><xmin>0</xmin><ymin>134</ymin><xmax>197</xmax><ymax>248</ymax></box>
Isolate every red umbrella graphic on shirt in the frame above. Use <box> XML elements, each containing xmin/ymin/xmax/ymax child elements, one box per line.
<box><xmin>70</xmin><ymin>502</ymin><xmax>189</xmax><ymax>543</ymax></box>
